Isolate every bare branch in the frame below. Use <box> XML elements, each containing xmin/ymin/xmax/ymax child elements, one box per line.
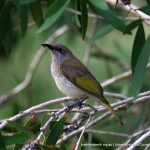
<box><xmin>127</xmin><ymin>129</ymin><xmax>150</xmax><ymax>150</ymax></box>
<box><xmin>0</xmin><ymin>97</ymin><xmax>70</xmax><ymax>129</ymax></box>
<box><xmin>65</xmin><ymin>7</ymin><xmax>150</xmax><ymax>21</ymax></box>
<box><xmin>57</xmin><ymin>94</ymin><xmax>150</xmax><ymax>144</ymax></box>
<box><xmin>86</xmin><ymin>129</ymin><xmax>130</xmax><ymax>138</ymax></box>
<box><xmin>74</xmin><ymin>115</ymin><xmax>92</xmax><ymax>150</ymax></box>
<box><xmin>102</xmin><ymin>62</ymin><xmax>150</xmax><ymax>88</ymax></box>
<box><xmin>0</xmin><ymin>25</ymin><xmax>69</xmax><ymax>107</ymax></box>
<box><xmin>107</xmin><ymin>0</ymin><xmax>150</xmax><ymax>26</ymax></box>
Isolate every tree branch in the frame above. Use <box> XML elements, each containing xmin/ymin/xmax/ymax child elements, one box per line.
<box><xmin>127</xmin><ymin>129</ymin><xmax>150</xmax><ymax>150</ymax></box>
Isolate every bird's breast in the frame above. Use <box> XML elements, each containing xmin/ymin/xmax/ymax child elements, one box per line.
<box><xmin>51</xmin><ymin>62</ymin><xmax>85</xmax><ymax>98</ymax></box>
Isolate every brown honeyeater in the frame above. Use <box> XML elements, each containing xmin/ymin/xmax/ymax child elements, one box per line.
<box><xmin>42</xmin><ymin>44</ymin><xmax>123</xmax><ymax>126</ymax></box>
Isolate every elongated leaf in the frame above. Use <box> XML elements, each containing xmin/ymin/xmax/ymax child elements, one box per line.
<box><xmin>0</xmin><ymin>3</ymin><xmax>11</xmax><ymax>38</ymax></box>
<box><xmin>20</xmin><ymin>5</ymin><xmax>28</xmax><ymax>36</ymax></box>
<box><xmin>45</xmin><ymin>118</ymin><xmax>65</xmax><ymax>145</ymax></box>
<box><xmin>0</xmin><ymin>131</ymin><xmax>6</xmax><ymax>150</ymax></box>
<box><xmin>8</xmin><ymin>121</ymin><xmax>34</xmax><ymax>137</ymax></box>
<box><xmin>131</xmin><ymin>22</ymin><xmax>145</xmax><ymax>73</ymax></box>
<box><xmin>89</xmin><ymin>0</ymin><xmax>126</xmax><ymax>32</ymax></box>
<box><xmin>133</xmin><ymin>35</ymin><xmax>150</xmax><ymax>97</ymax></box>
<box><xmin>139</xmin><ymin>6</ymin><xmax>150</xmax><ymax>15</ymax></box>
<box><xmin>30</xmin><ymin>1</ymin><xmax>43</xmax><ymax>26</ymax></box>
<box><xmin>80</xmin><ymin>0</ymin><xmax>88</xmax><ymax>39</ymax></box>
<box><xmin>146</xmin><ymin>0</ymin><xmax>150</xmax><ymax>5</ymax></box>
<box><xmin>124</xmin><ymin>20</ymin><xmax>141</xmax><ymax>34</ymax></box>
<box><xmin>38</xmin><ymin>0</ymin><xmax>70</xmax><ymax>33</ymax></box>
<box><xmin>3</xmin><ymin>134</ymin><xmax>30</xmax><ymax>145</ymax></box>
<box><xmin>90</xmin><ymin>25</ymin><xmax>114</xmax><ymax>42</ymax></box>
<box><xmin>45</xmin><ymin>0</ymin><xmax>68</xmax><ymax>17</ymax></box>
<box><xmin>19</xmin><ymin>0</ymin><xmax>37</xmax><ymax>5</ymax></box>
<box><xmin>76</xmin><ymin>0</ymin><xmax>82</xmax><ymax>27</ymax></box>
<box><xmin>14</xmin><ymin>144</ymin><xmax>23</xmax><ymax>150</ymax></box>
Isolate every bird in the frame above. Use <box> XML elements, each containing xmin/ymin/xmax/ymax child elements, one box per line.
<box><xmin>41</xmin><ymin>43</ymin><xmax>123</xmax><ymax>126</ymax></box>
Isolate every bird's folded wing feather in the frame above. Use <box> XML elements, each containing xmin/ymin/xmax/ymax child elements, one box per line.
<box><xmin>60</xmin><ymin>59</ymin><xmax>103</xmax><ymax>97</ymax></box>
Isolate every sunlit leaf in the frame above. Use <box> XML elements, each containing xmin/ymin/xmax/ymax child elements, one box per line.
<box><xmin>133</xmin><ymin>35</ymin><xmax>150</xmax><ymax>97</ymax></box>
<box><xmin>131</xmin><ymin>22</ymin><xmax>145</xmax><ymax>73</ymax></box>
<box><xmin>38</xmin><ymin>0</ymin><xmax>70</xmax><ymax>33</ymax></box>
<box><xmin>90</xmin><ymin>25</ymin><xmax>114</xmax><ymax>42</ymax></box>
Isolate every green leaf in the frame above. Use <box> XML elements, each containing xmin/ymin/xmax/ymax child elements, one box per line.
<box><xmin>20</xmin><ymin>5</ymin><xmax>28</xmax><ymax>36</ymax></box>
<box><xmin>45</xmin><ymin>118</ymin><xmax>66</xmax><ymax>145</ymax></box>
<box><xmin>3</xmin><ymin>134</ymin><xmax>30</xmax><ymax>145</ymax></box>
<box><xmin>14</xmin><ymin>144</ymin><xmax>23</xmax><ymax>150</ymax></box>
<box><xmin>90</xmin><ymin>25</ymin><xmax>114</xmax><ymax>42</ymax></box>
<box><xmin>80</xmin><ymin>0</ymin><xmax>88</xmax><ymax>39</ymax></box>
<box><xmin>8</xmin><ymin>121</ymin><xmax>34</xmax><ymax>137</ymax></box>
<box><xmin>89</xmin><ymin>0</ymin><xmax>126</xmax><ymax>32</ymax></box>
<box><xmin>133</xmin><ymin>35</ymin><xmax>150</xmax><ymax>97</ymax></box>
<box><xmin>0</xmin><ymin>2</ymin><xmax>11</xmax><ymax>38</ymax></box>
<box><xmin>24</xmin><ymin>119</ymin><xmax>41</xmax><ymax>134</ymax></box>
<box><xmin>38</xmin><ymin>0</ymin><xmax>70</xmax><ymax>33</ymax></box>
<box><xmin>146</xmin><ymin>0</ymin><xmax>150</xmax><ymax>5</ymax></box>
<box><xmin>124</xmin><ymin>20</ymin><xmax>141</xmax><ymax>34</ymax></box>
<box><xmin>76</xmin><ymin>0</ymin><xmax>82</xmax><ymax>28</ymax></box>
<box><xmin>139</xmin><ymin>6</ymin><xmax>150</xmax><ymax>15</ymax></box>
<box><xmin>131</xmin><ymin>22</ymin><xmax>145</xmax><ymax>73</ymax></box>
<box><xmin>0</xmin><ymin>131</ymin><xmax>6</xmax><ymax>150</ymax></box>
<box><xmin>19</xmin><ymin>0</ymin><xmax>37</xmax><ymax>5</ymax></box>
<box><xmin>29</xmin><ymin>0</ymin><xmax>43</xmax><ymax>26</ymax></box>
<box><xmin>89</xmin><ymin>0</ymin><xmax>108</xmax><ymax>10</ymax></box>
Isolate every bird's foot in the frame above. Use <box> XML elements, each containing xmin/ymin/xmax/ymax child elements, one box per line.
<box><xmin>66</xmin><ymin>97</ymin><xmax>87</xmax><ymax>112</ymax></box>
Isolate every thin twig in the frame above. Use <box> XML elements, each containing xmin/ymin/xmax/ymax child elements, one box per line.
<box><xmin>127</xmin><ymin>129</ymin><xmax>150</xmax><ymax>150</ymax></box>
<box><xmin>74</xmin><ymin>115</ymin><xmax>92</xmax><ymax>150</ymax></box>
<box><xmin>102</xmin><ymin>62</ymin><xmax>150</xmax><ymax>88</ymax></box>
<box><xmin>86</xmin><ymin>129</ymin><xmax>130</xmax><ymax>138</ymax></box>
<box><xmin>107</xmin><ymin>0</ymin><xmax>150</xmax><ymax>26</ymax></box>
<box><xmin>0</xmin><ymin>97</ymin><xmax>70</xmax><ymax>129</ymax></box>
<box><xmin>57</xmin><ymin>94</ymin><xmax>150</xmax><ymax>145</ymax></box>
<box><xmin>65</xmin><ymin>7</ymin><xmax>150</xmax><ymax>21</ymax></box>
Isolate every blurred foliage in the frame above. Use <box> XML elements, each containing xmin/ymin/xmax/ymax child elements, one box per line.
<box><xmin>0</xmin><ymin>0</ymin><xmax>150</xmax><ymax>149</ymax></box>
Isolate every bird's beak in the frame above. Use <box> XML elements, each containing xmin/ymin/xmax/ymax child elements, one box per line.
<box><xmin>41</xmin><ymin>44</ymin><xmax>54</xmax><ymax>50</ymax></box>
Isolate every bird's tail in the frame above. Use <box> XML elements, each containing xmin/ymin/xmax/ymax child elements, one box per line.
<box><xmin>97</xmin><ymin>97</ymin><xmax>123</xmax><ymax>126</ymax></box>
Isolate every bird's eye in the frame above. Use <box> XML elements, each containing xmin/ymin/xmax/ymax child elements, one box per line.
<box><xmin>57</xmin><ymin>48</ymin><xmax>66</xmax><ymax>54</ymax></box>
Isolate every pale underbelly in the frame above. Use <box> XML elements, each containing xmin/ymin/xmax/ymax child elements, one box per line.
<box><xmin>53</xmin><ymin>74</ymin><xmax>85</xmax><ymax>98</ymax></box>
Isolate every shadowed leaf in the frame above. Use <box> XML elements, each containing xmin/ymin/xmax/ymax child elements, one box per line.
<box><xmin>45</xmin><ymin>118</ymin><xmax>66</xmax><ymax>145</ymax></box>
<box><xmin>131</xmin><ymin>22</ymin><xmax>145</xmax><ymax>73</ymax></box>
<box><xmin>133</xmin><ymin>35</ymin><xmax>150</xmax><ymax>97</ymax></box>
<box><xmin>0</xmin><ymin>131</ymin><xmax>6</xmax><ymax>150</ymax></box>
<box><xmin>8</xmin><ymin>121</ymin><xmax>34</xmax><ymax>137</ymax></box>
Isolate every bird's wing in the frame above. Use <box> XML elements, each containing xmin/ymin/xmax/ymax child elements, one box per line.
<box><xmin>60</xmin><ymin>58</ymin><xmax>103</xmax><ymax>97</ymax></box>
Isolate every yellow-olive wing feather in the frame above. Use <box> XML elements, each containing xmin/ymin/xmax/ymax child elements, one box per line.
<box><xmin>61</xmin><ymin>58</ymin><xmax>123</xmax><ymax>126</ymax></box>
<box><xmin>60</xmin><ymin>58</ymin><xmax>103</xmax><ymax>97</ymax></box>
